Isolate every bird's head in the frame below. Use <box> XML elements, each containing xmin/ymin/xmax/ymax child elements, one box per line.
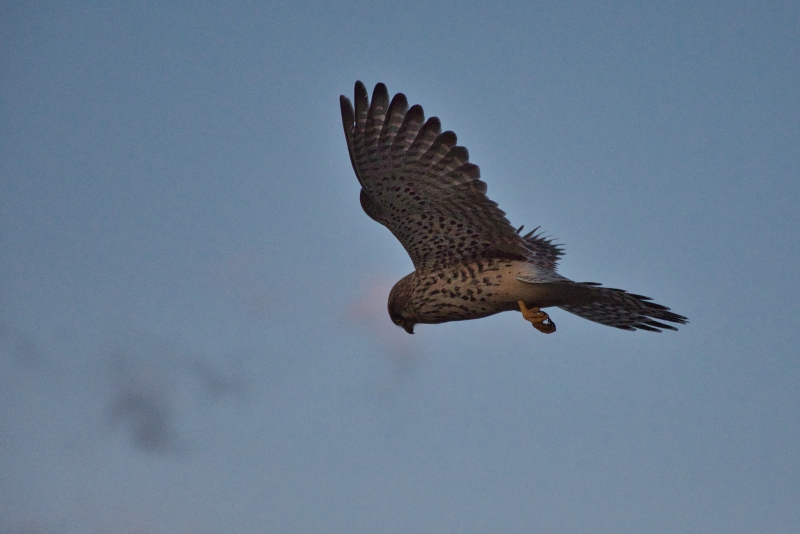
<box><xmin>389</xmin><ymin>308</ymin><xmax>416</xmax><ymax>334</ymax></box>
<box><xmin>388</xmin><ymin>274</ymin><xmax>417</xmax><ymax>334</ymax></box>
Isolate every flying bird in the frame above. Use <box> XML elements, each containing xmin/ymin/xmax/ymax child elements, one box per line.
<box><xmin>340</xmin><ymin>81</ymin><xmax>687</xmax><ymax>335</ymax></box>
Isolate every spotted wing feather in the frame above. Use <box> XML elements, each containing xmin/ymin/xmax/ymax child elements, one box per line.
<box><xmin>341</xmin><ymin>81</ymin><xmax>534</xmax><ymax>271</ymax></box>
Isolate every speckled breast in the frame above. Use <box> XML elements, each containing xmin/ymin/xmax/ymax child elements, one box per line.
<box><xmin>410</xmin><ymin>259</ymin><xmax>535</xmax><ymax>323</ymax></box>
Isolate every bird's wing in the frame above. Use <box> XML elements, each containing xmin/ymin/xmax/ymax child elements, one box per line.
<box><xmin>341</xmin><ymin>81</ymin><xmax>549</xmax><ymax>271</ymax></box>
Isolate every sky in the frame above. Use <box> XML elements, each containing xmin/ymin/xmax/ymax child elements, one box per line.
<box><xmin>1</xmin><ymin>1</ymin><xmax>799</xmax><ymax>532</ymax></box>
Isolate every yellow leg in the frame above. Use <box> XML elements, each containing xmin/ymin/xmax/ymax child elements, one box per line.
<box><xmin>518</xmin><ymin>301</ymin><xmax>556</xmax><ymax>334</ymax></box>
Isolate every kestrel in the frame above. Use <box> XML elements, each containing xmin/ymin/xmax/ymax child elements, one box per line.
<box><xmin>340</xmin><ymin>81</ymin><xmax>687</xmax><ymax>334</ymax></box>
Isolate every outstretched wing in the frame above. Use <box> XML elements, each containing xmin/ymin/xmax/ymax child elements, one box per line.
<box><xmin>341</xmin><ymin>81</ymin><xmax>547</xmax><ymax>271</ymax></box>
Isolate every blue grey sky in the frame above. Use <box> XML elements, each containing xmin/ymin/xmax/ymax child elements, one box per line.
<box><xmin>2</xmin><ymin>1</ymin><xmax>798</xmax><ymax>532</ymax></box>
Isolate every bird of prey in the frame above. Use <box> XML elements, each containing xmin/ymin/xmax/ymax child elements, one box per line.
<box><xmin>340</xmin><ymin>81</ymin><xmax>687</xmax><ymax>335</ymax></box>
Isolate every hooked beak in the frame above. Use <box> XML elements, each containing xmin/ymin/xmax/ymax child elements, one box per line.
<box><xmin>402</xmin><ymin>322</ymin><xmax>415</xmax><ymax>334</ymax></box>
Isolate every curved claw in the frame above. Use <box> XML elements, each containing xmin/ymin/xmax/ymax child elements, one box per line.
<box><xmin>532</xmin><ymin>318</ymin><xmax>556</xmax><ymax>334</ymax></box>
<box><xmin>518</xmin><ymin>301</ymin><xmax>556</xmax><ymax>334</ymax></box>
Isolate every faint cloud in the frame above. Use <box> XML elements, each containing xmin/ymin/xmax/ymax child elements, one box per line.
<box><xmin>107</xmin><ymin>344</ymin><xmax>179</xmax><ymax>453</ymax></box>
<box><xmin>190</xmin><ymin>359</ymin><xmax>247</xmax><ymax>399</ymax></box>
<box><xmin>109</xmin><ymin>386</ymin><xmax>174</xmax><ymax>453</ymax></box>
<box><xmin>104</xmin><ymin>334</ymin><xmax>247</xmax><ymax>454</ymax></box>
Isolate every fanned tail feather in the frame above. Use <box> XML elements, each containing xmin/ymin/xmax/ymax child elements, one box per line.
<box><xmin>559</xmin><ymin>283</ymin><xmax>688</xmax><ymax>332</ymax></box>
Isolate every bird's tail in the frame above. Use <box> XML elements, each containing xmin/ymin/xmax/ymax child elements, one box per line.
<box><xmin>558</xmin><ymin>283</ymin><xmax>687</xmax><ymax>332</ymax></box>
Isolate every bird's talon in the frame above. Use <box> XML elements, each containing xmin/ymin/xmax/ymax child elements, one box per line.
<box><xmin>518</xmin><ymin>301</ymin><xmax>556</xmax><ymax>334</ymax></box>
<box><xmin>532</xmin><ymin>319</ymin><xmax>556</xmax><ymax>334</ymax></box>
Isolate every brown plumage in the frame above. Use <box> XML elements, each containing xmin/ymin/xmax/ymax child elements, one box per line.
<box><xmin>341</xmin><ymin>81</ymin><xmax>687</xmax><ymax>334</ymax></box>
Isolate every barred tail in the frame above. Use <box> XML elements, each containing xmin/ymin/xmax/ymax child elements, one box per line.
<box><xmin>559</xmin><ymin>283</ymin><xmax>688</xmax><ymax>332</ymax></box>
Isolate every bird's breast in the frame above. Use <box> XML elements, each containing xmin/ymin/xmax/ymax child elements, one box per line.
<box><xmin>410</xmin><ymin>259</ymin><xmax>541</xmax><ymax>323</ymax></box>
